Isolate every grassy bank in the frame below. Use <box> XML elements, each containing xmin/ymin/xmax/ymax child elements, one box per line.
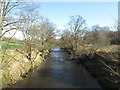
<box><xmin>69</xmin><ymin>45</ymin><xmax>120</xmax><ymax>89</ymax></box>
<box><xmin>80</xmin><ymin>54</ymin><xmax>120</xmax><ymax>89</ymax></box>
<box><xmin>0</xmin><ymin>48</ymin><xmax>49</xmax><ymax>88</ymax></box>
<box><xmin>2</xmin><ymin>41</ymin><xmax>23</xmax><ymax>49</ymax></box>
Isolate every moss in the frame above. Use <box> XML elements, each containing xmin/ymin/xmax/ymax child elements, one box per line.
<box><xmin>32</xmin><ymin>53</ymin><xmax>43</xmax><ymax>67</ymax></box>
<box><xmin>43</xmin><ymin>50</ymin><xmax>49</xmax><ymax>56</ymax></box>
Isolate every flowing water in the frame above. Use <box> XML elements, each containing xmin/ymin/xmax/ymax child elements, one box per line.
<box><xmin>9</xmin><ymin>48</ymin><xmax>102</xmax><ymax>88</ymax></box>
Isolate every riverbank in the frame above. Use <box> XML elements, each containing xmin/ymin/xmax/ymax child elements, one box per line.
<box><xmin>64</xmin><ymin>46</ymin><xmax>120</xmax><ymax>89</ymax></box>
<box><xmin>4</xmin><ymin>48</ymin><xmax>102</xmax><ymax>88</ymax></box>
<box><xmin>79</xmin><ymin>54</ymin><xmax>120</xmax><ymax>89</ymax></box>
<box><xmin>0</xmin><ymin>49</ymin><xmax>49</xmax><ymax>88</ymax></box>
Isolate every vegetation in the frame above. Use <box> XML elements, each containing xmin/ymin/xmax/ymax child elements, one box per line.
<box><xmin>0</xmin><ymin>1</ymin><xmax>55</xmax><ymax>88</ymax></box>
<box><xmin>2</xmin><ymin>41</ymin><xmax>23</xmax><ymax>49</ymax></box>
<box><xmin>57</xmin><ymin>15</ymin><xmax>119</xmax><ymax>89</ymax></box>
<box><xmin>77</xmin><ymin>45</ymin><xmax>120</xmax><ymax>88</ymax></box>
<box><xmin>0</xmin><ymin>0</ymin><xmax>119</xmax><ymax>89</ymax></box>
<box><xmin>1</xmin><ymin>49</ymin><xmax>48</xmax><ymax>88</ymax></box>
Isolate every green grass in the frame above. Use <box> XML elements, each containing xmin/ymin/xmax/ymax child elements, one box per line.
<box><xmin>2</xmin><ymin>41</ymin><xmax>23</xmax><ymax>49</ymax></box>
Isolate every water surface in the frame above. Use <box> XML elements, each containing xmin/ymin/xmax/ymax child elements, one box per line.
<box><xmin>10</xmin><ymin>48</ymin><xmax>102</xmax><ymax>88</ymax></box>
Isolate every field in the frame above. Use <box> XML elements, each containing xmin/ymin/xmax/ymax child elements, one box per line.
<box><xmin>2</xmin><ymin>41</ymin><xmax>23</xmax><ymax>49</ymax></box>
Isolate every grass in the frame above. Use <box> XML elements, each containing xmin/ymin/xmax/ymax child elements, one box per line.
<box><xmin>96</xmin><ymin>45</ymin><xmax>119</xmax><ymax>52</ymax></box>
<box><xmin>80</xmin><ymin>54</ymin><xmax>120</xmax><ymax>88</ymax></box>
<box><xmin>2</xmin><ymin>41</ymin><xmax>23</xmax><ymax>49</ymax></box>
<box><xmin>79</xmin><ymin>45</ymin><xmax>120</xmax><ymax>88</ymax></box>
<box><xmin>72</xmin><ymin>45</ymin><xmax>119</xmax><ymax>88</ymax></box>
<box><xmin>0</xmin><ymin>48</ymin><xmax>44</xmax><ymax>88</ymax></box>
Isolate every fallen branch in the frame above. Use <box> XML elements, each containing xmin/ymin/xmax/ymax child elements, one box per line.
<box><xmin>99</xmin><ymin>59</ymin><xmax>120</xmax><ymax>77</ymax></box>
<box><xmin>96</xmin><ymin>53</ymin><xmax>119</xmax><ymax>63</ymax></box>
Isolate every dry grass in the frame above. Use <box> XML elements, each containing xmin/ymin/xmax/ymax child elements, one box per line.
<box><xmin>0</xmin><ymin>49</ymin><xmax>44</xmax><ymax>88</ymax></box>
<box><xmin>96</xmin><ymin>45</ymin><xmax>119</xmax><ymax>52</ymax></box>
<box><xmin>78</xmin><ymin>45</ymin><xmax>120</xmax><ymax>88</ymax></box>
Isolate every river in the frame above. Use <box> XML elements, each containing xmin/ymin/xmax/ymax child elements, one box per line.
<box><xmin>9</xmin><ymin>48</ymin><xmax>102</xmax><ymax>88</ymax></box>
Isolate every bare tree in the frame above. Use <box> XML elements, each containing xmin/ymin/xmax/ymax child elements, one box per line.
<box><xmin>90</xmin><ymin>25</ymin><xmax>111</xmax><ymax>47</ymax></box>
<box><xmin>16</xmin><ymin>4</ymin><xmax>39</xmax><ymax>63</ymax></box>
<box><xmin>0</xmin><ymin>0</ymin><xmax>22</xmax><ymax>69</ymax></box>
<box><xmin>66</xmin><ymin>15</ymin><xmax>86</xmax><ymax>51</ymax></box>
<box><xmin>14</xmin><ymin>4</ymin><xmax>56</xmax><ymax>67</ymax></box>
<box><xmin>34</xmin><ymin>17</ymin><xmax>56</xmax><ymax>58</ymax></box>
<box><xmin>59</xmin><ymin>30</ymin><xmax>73</xmax><ymax>49</ymax></box>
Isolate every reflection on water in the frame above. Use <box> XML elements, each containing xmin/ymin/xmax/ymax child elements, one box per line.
<box><xmin>51</xmin><ymin>48</ymin><xmax>60</xmax><ymax>51</ymax></box>
<box><xmin>10</xmin><ymin>48</ymin><xmax>102</xmax><ymax>88</ymax></box>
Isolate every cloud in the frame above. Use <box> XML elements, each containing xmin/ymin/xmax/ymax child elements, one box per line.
<box><xmin>58</xmin><ymin>26</ymin><xmax>66</xmax><ymax>30</ymax></box>
<box><xmin>2</xmin><ymin>29</ymin><xmax>24</xmax><ymax>40</ymax></box>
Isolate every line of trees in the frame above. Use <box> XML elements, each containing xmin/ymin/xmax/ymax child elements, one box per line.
<box><xmin>58</xmin><ymin>15</ymin><xmax>119</xmax><ymax>54</ymax></box>
<box><xmin>0</xmin><ymin>1</ymin><xmax>58</xmax><ymax>87</ymax></box>
<box><xmin>0</xmin><ymin>1</ymin><xmax>56</xmax><ymax>68</ymax></box>
<box><xmin>0</xmin><ymin>1</ymin><xmax>119</xmax><ymax>63</ymax></box>
<box><xmin>58</xmin><ymin>15</ymin><xmax>120</xmax><ymax>80</ymax></box>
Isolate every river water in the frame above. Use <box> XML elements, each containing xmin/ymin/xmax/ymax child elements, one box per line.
<box><xmin>10</xmin><ymin>48</ymin><xmax>102</xmax><ymax>88</ymax></box>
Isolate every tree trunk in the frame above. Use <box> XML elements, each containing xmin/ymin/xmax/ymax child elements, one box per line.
<box><xmin>0</xmin><ymin>4</ymin><xmax>3</xmax><ymax>88</ymax></box>
<box><xmin>0</xmin><ymin>6</ymin><xmax>3</xmax><ymax>68</ymax></box>
<box><xmin>28</xmin><ymin>45</ymin><xmax>31</xmax><ymax>61</ymax></box>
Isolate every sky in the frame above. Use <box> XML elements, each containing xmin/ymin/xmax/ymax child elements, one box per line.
<box><xmin>3</xmin><ymin>2</ymin><xmax>118</xmax><ymax>39</ymax></box>
<box><xmin>38</xmin><ymin>2</ymin><xmax>118</xmax><ymax>30</ymax></box>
